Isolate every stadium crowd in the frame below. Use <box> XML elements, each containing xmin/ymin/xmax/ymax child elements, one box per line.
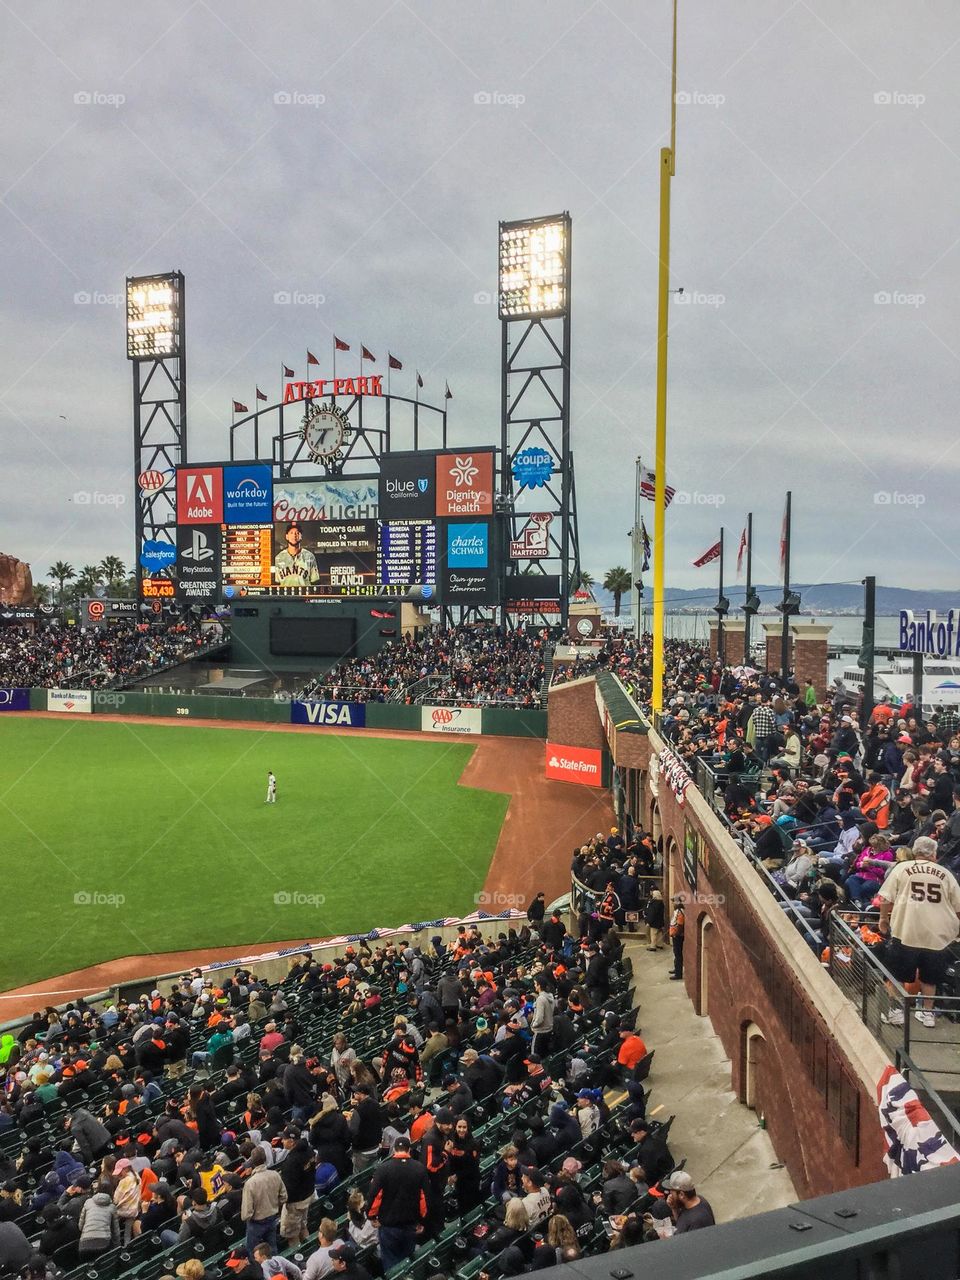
<box><xmin>0</xmin><ymin>621</ymin><xmax>213</xmax><ymax>690</ymax></box>
<box><xmin>0</xmin><ymin>880</ymin><xmax>707</xmax><ymax>1280</ymax></box>
<box><xmin>301</xmin><ymin>627</ymin><xmax>550</xmax><ymax>708</ymax></box>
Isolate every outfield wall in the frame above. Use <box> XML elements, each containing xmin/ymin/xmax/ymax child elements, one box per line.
<box><xmin>10</xmin><ymin>689</ymin><xmax>546</xmax><ymax>738</ymax></box>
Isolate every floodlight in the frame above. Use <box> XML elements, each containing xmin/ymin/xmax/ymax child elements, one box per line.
<box><xmin>126</xmin><ymin>272</ymin><xmax>183</xmax><ymax>360</ymax></box>
<box><xmin>498</xmin><ymin>214</ymin><xmax>570</xmax><ymax>319</ymax></box>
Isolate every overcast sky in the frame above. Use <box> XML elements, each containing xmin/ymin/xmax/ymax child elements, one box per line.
<box><xmin>2</xmin><ymin>0</ymin><xmax>959</xmax><ymax>597</ymax></box>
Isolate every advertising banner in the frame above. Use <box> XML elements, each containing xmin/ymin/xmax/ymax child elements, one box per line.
<box><xmin>435</xmin><ymin>451</ymin><xmax>494</xmax><ymax>517</ymax></box>
<box><xmin>379</xmin><ymin>454</ymin><xmax>436</xmax><ymax>520</ymax></box>
<box><xmin>545</xmin><ymin>742</ymin><xmax>603</xmax><ymax>786</ymax></box>
<box><xmin>81</xmin><ymin>599</ymin><xmax>140</xmax><ymax>627</ymax></box>
<box><xmin>291</xmin><ymin>700</ymin><xmax>367</xmax><ymax>728</ymax></box>
<box><xmin>176</xmin><ymin>466</ymin><xmax>224</xmax><ymax>524</ymax></box>
<box><xmin>223</xmin><ymin>464</ymin><xmax>273</xmax><ymax>525</ymax></box>
<box><xmin>421</xmin><ymin>705</ymin><xmax>483</xmax><ymax>735</ymax></box>
<box><xmin>176</xmin><ymin>525</ymin><xmax>222</xmax><ymax>603</ymax></box>
<box><xmin>46</xmin><ymin>689</ymin><xmax>93</xmax><ymax>714</ymax></box>
<box><xmin>0</xmin><ymin>688</ymin><xmax>29</xmax><ymax>711</ymax></box>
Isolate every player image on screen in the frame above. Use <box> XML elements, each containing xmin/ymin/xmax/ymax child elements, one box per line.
<box><xmin>274</xmin><ymin>522</ymin><xmax>319</xmax><ymax>586</ymax></box>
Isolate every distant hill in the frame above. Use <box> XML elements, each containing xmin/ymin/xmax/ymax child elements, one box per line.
<box><xmin>590</xmin><ymin>582</ymin><xmax>960</xmax><ymax>615</ymax></box>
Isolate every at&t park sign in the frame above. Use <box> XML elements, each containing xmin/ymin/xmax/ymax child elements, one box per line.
<box><xmin>282</xmin><ymin>376</ymin><xmax>384</xmax><ymax>404</ymax></box>
<box><xmin>899</xmin><ymin>609</ymin><xmax>960</xmax><ymax>658</ymax></box>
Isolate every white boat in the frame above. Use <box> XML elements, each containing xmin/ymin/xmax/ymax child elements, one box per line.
<box><xmin>840</xmin><ymin>658</ymin><xmax>960</xmax><ymax>713</ymax></box>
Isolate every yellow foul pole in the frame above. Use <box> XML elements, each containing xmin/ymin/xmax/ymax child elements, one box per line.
<box><xmin>651</xmin><ymin>0</ymin><xmax>677</xmax><ymax>714</ymax></box>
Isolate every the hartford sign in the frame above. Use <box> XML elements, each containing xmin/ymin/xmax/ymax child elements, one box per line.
<box><xmin>545</xmin><ymin>742</ymin><xmax>603</xmax><ymax>787</ymax></box>
<box><xmin>899</xmin><ymin>609</ymin><xmax>960</xmax><ymax>658</ymax></box>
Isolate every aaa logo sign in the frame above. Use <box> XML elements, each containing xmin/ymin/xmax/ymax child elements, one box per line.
<box><xmin>545</xmin><ymin>743</ymin><xmax>603</xmax><ymax>787</ymax></box>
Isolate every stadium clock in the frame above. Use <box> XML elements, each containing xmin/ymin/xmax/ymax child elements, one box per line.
<box><xmin>301</xmin><ymin>404</ymin><xmax>354</xmax><ymax>472</ymax></box>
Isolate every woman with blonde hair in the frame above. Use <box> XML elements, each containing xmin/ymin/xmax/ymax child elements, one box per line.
<box><xmin>545</xmin><ymin>1212</ymin><xmax>582</xmax><ymax>1262</ymax></box>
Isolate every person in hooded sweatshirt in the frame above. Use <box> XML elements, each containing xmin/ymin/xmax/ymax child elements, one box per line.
<box><xmin>549</xmin><ymin>1103</ymin><xmax>582</xmax><ymax>1152</ymax></box>
<box><xmin>78</xmin><ymin>1181</ymin><xmax>120</xmax><ymax>1258</ymax></box>
<box><xmin>65</xmin><ymin>1108</ymin><xmax>111</xmax><ymax>1163</ymax></box>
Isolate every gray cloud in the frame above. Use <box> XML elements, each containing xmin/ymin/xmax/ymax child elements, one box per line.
<box><xmin>1</xmin><ymin>0</ymin><xmax>958</xmax><ymax>595</ymax></box>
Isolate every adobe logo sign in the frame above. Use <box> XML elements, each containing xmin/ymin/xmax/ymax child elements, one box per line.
<box><xmin>176</xmin><ymin>467</ymin><xmax>223</xmax><ymax>524</ymax></box>
<box><xmin>545</xmin><ymin>743</ymin><xmax>603</xmax><ymax>787</ymax></box>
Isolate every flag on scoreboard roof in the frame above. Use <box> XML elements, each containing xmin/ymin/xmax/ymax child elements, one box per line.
<box><xmin>361</xmin><ymin>345</ymin><xmax>376</xmax><ymax>362</ymax></box>
<box><xmin>736</xmin><ymin>525</ymin><xmax>748</xmax><ymax>577</ymax></box>
<box><xmin>334</xmin><ymin>336</ymin><xmax>350</xmax><ymax>352</ymax></box>
<box><xmin>283</xmin><ymin>364</ymin><xmax>295</xmax><ymax>378</ymax></box>
<box><xmin>416</xmin><ymin>371</ymin><xmax>424</xmax><ymax>389</ymax></box>
<box><xmin>445</xmin><ymin>382</ymin><xmax>453</xmax><ymax>400</ymax></box>
<box><xmin>306</xmin><ymin>350</ymin><xmax>319</xmax><ymax>366</ymax></box>
<box><xmin>232</xmin><ymin>400</ymin><xmax>248</xmax><ymax>414</ymax></box>
<box><xmin>779</xmin><ymin>495</ymin><xmax>788</xmax><ymax>570</ymax></box>
<box><xmin>388</xmin><ymin>353</ymin><xmax>402</xmax><ymax>370</ymax></box>
<box><xmin>255</xmin><ymin>387</ymin><xmax>267</xmax><ymax>402</ymax></box>
<box><xmin>877</xmin><ymin>1064</ymin><xmax>960</xmax><ymax>1176</ymax></box>
<box><xmin>693</xmin><ymin>539</ymin><xmax>722</xmax><ymax>568</ymax></box>
<box><xmin>640</xmin><ymin>465</ymin><xmax>675</xmax><ymax>506</ymax></box>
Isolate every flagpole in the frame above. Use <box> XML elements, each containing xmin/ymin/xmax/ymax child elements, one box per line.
<box><xmin>652</xmin><ymin>0</ymin><xmax>678</xmax><ymax>715</ymax></box>
<box><xmin>717</xmin><ymin>526</ymin><xmax>725</xmax><ymax>665</ymax></box>
<box><xmin>744</xmin><ymin>511</ymin><xmax>753</xmax><ymax>661</ymax></box>
<box><xmin>781</xmin><ymin>490</ymin><xmax>792</xmax><ymax>679</ymax></box>
<box><xmin>332</xmin><ymin>336</ymin><xmax>336</xmax><ymax>400</ymax></box>
<box><xmin>632</xmin><ymin>456</ymin><xmax>643</xmax><ymax>641</ymax></box>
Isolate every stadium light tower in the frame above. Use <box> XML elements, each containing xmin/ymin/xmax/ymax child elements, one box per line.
<box><xmin>498</xmin><ymin>213</ymin><xmax>579</xmax><ymax>631</ymax></box>
<box><xmin>126</xmin><ymin>271</ymin><xmax>186</xmax><ymax>600</ymax></box>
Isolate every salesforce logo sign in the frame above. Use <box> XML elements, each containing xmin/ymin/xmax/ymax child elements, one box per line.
<box><xmin>139</xmin><ymin>539</ymin><xmax>176</xmax><ymax>572</ymax></box>
<box><xmin>447</xmin><ymin>523</ymin><xmax>489</xmax><ymax>568</ymax></box>
<box><xmin>512</xmin><ymin>446</ymin><xmax>554</xmax><ymax>490</ymax></box>
<box><xmin>223</xmin><ymin>464</ymin><xmax>273</xmax><ymax>524</ymax></box>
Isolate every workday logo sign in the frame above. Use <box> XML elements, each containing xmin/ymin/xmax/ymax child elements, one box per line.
<box><xmin>224</xmin><ymin>464</ymin><xmax>273</xmax><ymax>524</ymax></box>
<box><xmin>447</xmin><ymin>523</ymin><xmax>489</xmax><ymax>568</ymax></box>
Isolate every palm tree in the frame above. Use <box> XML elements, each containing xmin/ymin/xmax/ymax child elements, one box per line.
<box><xmin>603</xmin><ymin>566</ymin><xmax>632</xmax><ymax>617</ymax></box>
<box><xmin>48</xmin><ymin>561</ymin><xmax>75</xmax><ymax>607</ymax></box>
<box><xmin>571</xmin><ymin>569</ymin><xmax>595</xmax><ymax>593</ymax></box>
<box><xmin>99</xmin><ymin>556</ymin><xmax>126</xmax><ymax>594</ymax></box>
<box><xmin>32</xmin><ymin>582</ymin><xmax>51</xmax><ymax>605</ymax></box>
<box><xmin>75</xmin><ymin>564</ymin><xmax>102</xmax><ymax>600</ymax></box>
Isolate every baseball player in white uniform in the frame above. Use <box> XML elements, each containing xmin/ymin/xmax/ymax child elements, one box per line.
<box><xmin>266</xmin><ymin>771</ymin><xmax>277</xmax><ymax>804</ymax></box>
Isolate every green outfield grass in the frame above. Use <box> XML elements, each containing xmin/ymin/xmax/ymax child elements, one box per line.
<box><xmin>0</xmin><ymin>718</ymin><xmax>510</xmax><ymax>991</ymax></box>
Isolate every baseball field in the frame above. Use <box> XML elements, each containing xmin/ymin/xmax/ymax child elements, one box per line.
<box><xmin>0</xmin><ymin>717</ymin><xmax>511</xmax><ymax>992</ymax></box>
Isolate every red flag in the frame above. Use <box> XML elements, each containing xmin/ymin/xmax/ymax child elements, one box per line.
<box><xmin>779</xmin><ymin>499</ymin><xmax>788</xmax><ymax>570</ymax></box>
<box><xmin>334</xmin><ymin>336</ymin><xmax>350</xmax><ymax>352</ymax></box>
<box><xmin>306</xmin><ymin>351</ymin><xmax>319</xmax><ymax>366</ymax></box>
<box><xmin>361</xmin><ymin>345</ymin><xmax>376</xmax><ymax>362</ymax></box>
<box><xmin>256</xmin><ymin>387</ymin><xmax>267</xmax><ymax>402</ymax></box>
<box><xmin>283</xmin><ymin>365</ymin><xmax>295</xmax><ymax>378</ymax></box>
<box><xmin>444</xmin><ymin>382</ymin><xmax>452</xmax><ymax>400</ymax></box>
<box><xmin>388</xmin><ymin>353</ymin><xmax>402</xmax><ymax>370</ymax></box>
<box><xmin>233</xmin><ymin>401</ymin><xmax>248</xmax><ymax>414</ymax></box>
<box><xmin>693</xmin><ymin>540</ymin><xmax>722</xmax><ymax>568</ymax></box>
<box><xmin>416</xmin><ymin>371</ymin><xmax>424</xmax><ymax>389</ymax></box>
<box><xmin>736</xmin><ymin>526</ymin><xmax>748</xmax><ymax>576</ymax></box>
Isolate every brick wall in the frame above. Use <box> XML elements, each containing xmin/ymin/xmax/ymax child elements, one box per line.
<box><xmin>793</xmin><ymin>636</ymin><xmax>829</xmax><ymax>700</ymax></box>
<box><xmin>546</xmin><ymin>679</ymin><xmax>605</xmax><ymax>751</ymax></box>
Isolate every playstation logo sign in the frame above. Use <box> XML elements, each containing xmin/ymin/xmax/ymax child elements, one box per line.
<box><xmin>180</xmin><ymin>529</ymin><xmax>214</xmax><ymax>562</ymax></box>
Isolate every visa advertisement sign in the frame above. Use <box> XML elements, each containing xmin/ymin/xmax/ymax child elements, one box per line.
<box><xmin>224</xmin><ymin>464</ymin><xmax>273</xmax><ymax>524</ymax></box>
<box><xmin>291</xmin><ymin>700</ymin><xmax>367</xmax><ymax>728</ymax></box>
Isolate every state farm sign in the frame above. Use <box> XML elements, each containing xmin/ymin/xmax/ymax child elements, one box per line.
<box><xmin>545</xmin><ymin>742</ymin><xmax>603</xmax><ymax>787</ymax></box>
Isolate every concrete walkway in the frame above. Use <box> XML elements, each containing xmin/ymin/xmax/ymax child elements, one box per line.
<box><xmin>622</xmin><ymin>935</ymin><xmax>797</xmax><ymax>1223</ymax></box>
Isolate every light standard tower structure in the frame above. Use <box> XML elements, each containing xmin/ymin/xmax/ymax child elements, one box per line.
<box><xmin>498</xmin><ymin>213</ymin><xmax>579</xmax><ymax>630</ymax></box>
<box><xmin>126</xmin><ymin>272</ymin><xmax>186</xmax><ymax>600</ymax></box>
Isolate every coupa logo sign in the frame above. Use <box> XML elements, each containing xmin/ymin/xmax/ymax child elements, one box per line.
<box><xmin>223</xmin><ymin>464</ymin><xmax>272</xmax><ymax>524</ymax></box>
<box><xmin>291</xmin><ymin>700</ymin><xmax>366</xmax><ymax>728</ymax></box>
